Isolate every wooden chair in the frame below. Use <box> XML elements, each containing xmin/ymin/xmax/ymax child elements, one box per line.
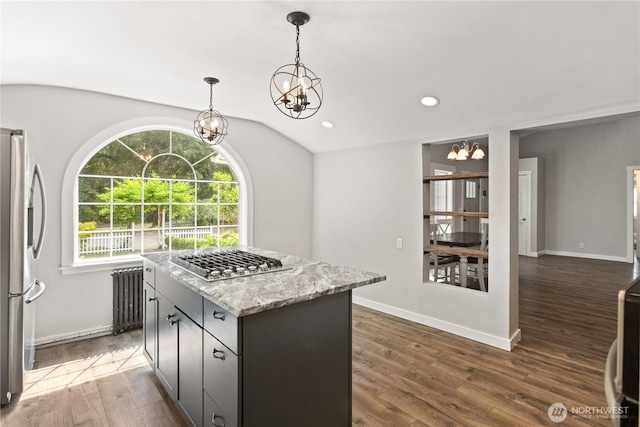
<box><xmin>429</xmin><ymin>224</ymin><xmax>459</xmax><ymax>284</ymax></box>
<box><xmin>430</xmin><ymin>217</ymin><xmax>453</xmax><ymax>235</ymax></box>
<box><xmin>465</xmin><ymin>223</ymin><xmax>489</xmax><ymax>291</ymax></box>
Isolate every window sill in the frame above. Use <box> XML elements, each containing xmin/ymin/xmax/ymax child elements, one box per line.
<box><xmin>60</xmin><ymin>256</ymin><xmax>144</xmax><ymax>275</ymax></box>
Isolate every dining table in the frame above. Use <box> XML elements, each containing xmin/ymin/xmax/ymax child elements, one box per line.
<box><xmin>426</xmin><ymin>231</ymin><xmax>487</xmax><ymax>289</ymax></box>
<box><xmin>434</xmin><ymin>231</ymin><xmax>483</xmax><ymax>248</ymax></box>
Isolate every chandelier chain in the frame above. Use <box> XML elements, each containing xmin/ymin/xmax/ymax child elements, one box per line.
<box><xmin>295</xmin><ymin>24</ymin><xmax>301</xmax><ymax>65</ymax></box>
<box><xmin>209</xmin><ymin>83</ymin><xmax>214</xmax><ymax>110</ymax></box>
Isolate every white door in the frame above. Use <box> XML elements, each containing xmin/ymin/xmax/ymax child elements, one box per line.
<box><xmin>518</xmin><ymin>172</ymin><xmax>531</xmax><ymax>256</ymax></box>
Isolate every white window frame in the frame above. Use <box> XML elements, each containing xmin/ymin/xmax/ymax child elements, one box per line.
<box><xmin>60</xmin><ymin>118</ymin><xmax>253</xmax><ymax>274</ymax></box>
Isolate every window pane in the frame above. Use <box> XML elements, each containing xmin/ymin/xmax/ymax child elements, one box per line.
<box><xmin>171</xmin><ymin>132</ymin><xmax>217</xmax><ymax>165</ymax></box>
<box><xmin>196</xmin><ymin>205</ymin><xmax>218</xmax><ymax>226</ymax></box>
<box><xmin>220</xmin><ymin>226</ymin><xmax>239</xmax><ymax>247</ymax></box>
<box><xmin>112</xmin><ymin>205</ymin><xmax>141</xmax><ymax>229</ymax></box>
<box><xmin>195</xmin><ymin>233</ymin><xmax>220</xmax><ymax>250</ymax></box>
<box><xmin>197</xmin><ymin>182</ymin><xmax>214</xmax><ymax>202</ymax></box>
<box><xmin>142</xmin><ymin>227</ymin><xmax>166</xmax><ymax>253</ymax></box>
<box><xmin>119</xmin><ymin>130</ymin><xmax>170</xmax><ymax>159</ymax></box>
<box><xmin>466</xmin><ymin>180</ymin><xmax>477</xmax><ymax>198</ymax></box>
<box><xmin>171</xmin><ymin>180</ymin><xmax>195</xmax><ymax>204</ymax></box>
<box><xmin>111</xmin><ymin>178</ymin><xmax>142</xmax><ymax>203</ymax></box>
<box><xmin>143</xmin><ymin>178</ymin><xmax>169</xmax><ymax>204</ymax></box>
<box><xmin>79</xmin><ymin>204</ymin><xmax>109</xmax><ymax>226</ymax></box>
<box><xmin>146</xmin><ymin>156</ymin><xmax>194</xmax><ymax>179</ymax></box>
<box><xmin>78</xmin><ymin>176</ymin><xmax>111</xmax><ymax>203</ymax></box>
<box><xmin>220</xmin><ymin>204</ymin><xmax>239</xmax><ymax>225</ymax></box>
<box><xmin>80</xmin><ymin>142</ymin><xmax>145</xmax><ymax>177</ymax></box>
<box><xmin>219</xmin><ymin>182</ymin><xmax>239</xmax><ymax>203</ymax></box>
<box><xmin>171</xmin><ymin>205</ymin><xmax>195</xmax><ymax>225</ymax></box>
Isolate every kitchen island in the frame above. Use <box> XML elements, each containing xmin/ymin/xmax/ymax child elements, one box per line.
<box><xmin>141</xmin><ymin>247</ymin><xmax>385</xmax><ymax>427</ymax></box>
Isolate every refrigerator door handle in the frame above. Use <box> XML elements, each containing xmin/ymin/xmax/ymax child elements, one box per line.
<box><xmin>9</xmin><ymin>281</ymin><xmax>34</xmax><ymax>299</ymax></box>
<box><xmin>31</xmin><ymin>164</ymin><xmax>47</xmax><ymax>260</ymax></box>
<box><xmin>25</xmin><ymin>280</ymin><xmax>45</xmax><ymax>304</ymax></box>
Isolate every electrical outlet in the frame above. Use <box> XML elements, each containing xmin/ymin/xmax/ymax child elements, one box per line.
<box><xmin>579</xmin><ymin>242</ymin><xmax>585</xmax><ymax>249</ymax></box>
<box><xmin>396</xmin><ymin>238</ymin><xmax>403</xmax><ymax>249</ymax></box>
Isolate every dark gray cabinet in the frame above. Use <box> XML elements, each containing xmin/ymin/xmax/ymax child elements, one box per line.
<box><xmin>202</xmin><ymin>291</ymin><xmax>352</xmax><ymax>427</ymax></box>
<box><xmin>156</xmin><ymin>292</ymin><xmax>178</xmax><ymax>399</ymax></box>
<box><xmin>178</xmin><ymin>310</ymin><xmax>203</xmax><ymax>427</ymax></box>
<box><xmin>204</xmin><ymin>331</ymin><xmax>239</xmax><ymax>427</ymax></box>
<box><xmin>144</xmin><ymin>261</ymin><xmax>353</xmax><ymax>427</ymax></box>
<box><xmin>142</xmin><ymin>281</ymin><xmax>156</xmax><ymax>366</ymax></box>
<box><xmin>204</xmin><ymin>391</ymin><xmax>235</xmax><ymax>427</ymax></box>
<box><xmin>142</xmin><ymin>262</ymin><xmax>157</xmax><ymax>367</ymax></box>
<box><xmin>151</xmin><ymin>267</ymin><xmax>204</xmax><ymax>427</ymax></box>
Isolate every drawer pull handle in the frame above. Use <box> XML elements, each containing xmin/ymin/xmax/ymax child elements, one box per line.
<box><xmin>212</xmin><ymin>413</ymin><xmax>225</xmax><ymax>427</ymax></box>
<box><xmin>148</xmin><ymin>297</ymin><xmax>156</xmax><ymax>302</ymax></box>
<box><xmin>145</xmin><ymin>267</ymin><xmax>152</xmax><ymax>272</ymax></box>
<box><xmin>167</xmin><ymin>314</ymin><xmax>178</xmax><ymax>326</ymax></box>
<box><xmin>212</xmin><ymin>311</ymin><xmax>226</xmax><ymax>321</ymax></box>
<box><xmin>212</xmin><ymin>348</ymin><xmax>226</xmax><ymax>361</ymax></box>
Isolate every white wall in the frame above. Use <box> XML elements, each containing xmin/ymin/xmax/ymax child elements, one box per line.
<box><xmin>312</xmin><ymin>131</ymin><xmax>520</xmax><ymax>350</ymax></box>
<box><xmin>520</xmin><ymin>117</ymin><xmax>640</xmax><ymax>261</ymax></box>
<box><xmin>1</xmin><ymin>85</ymin><xmax>313</xmax><ymax>344</ymax></box>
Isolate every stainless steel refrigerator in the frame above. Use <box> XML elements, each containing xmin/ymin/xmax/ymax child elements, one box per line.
<box><xmin>1</xmin><ymin>128</ymin><xmax>47</xmax><ymax>406</ymax></box>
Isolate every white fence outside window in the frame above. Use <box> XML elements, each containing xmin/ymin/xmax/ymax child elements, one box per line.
<box><xmin>79</xmin><ymin>228</ymin><xmax>136</xmax><ymax>256</ymax></box>
<box><xmin>78</xmin><ymin>226</ymin><xmax>225</xmax><ymax>256</ymax></box>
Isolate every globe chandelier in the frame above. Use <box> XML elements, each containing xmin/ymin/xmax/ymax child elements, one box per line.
<box><xmin>270</xmin><ymin>11</ymin><xmax>323</xmax><ymax>119</ymax></box>
<box><xmin>194</xmin><ymin>77</ymin><xmax>228</xmax><ymax>145</ymax></box>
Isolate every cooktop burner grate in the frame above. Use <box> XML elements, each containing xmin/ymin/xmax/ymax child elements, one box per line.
<box><xmin>171</xmin><ymin>249</ymin><xmax>289</xmax><ymax>282</ymax></box>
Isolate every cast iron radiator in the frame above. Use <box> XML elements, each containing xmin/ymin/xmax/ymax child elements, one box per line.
<box><xmin>111</xmin><ymin>267</ymin><xmax>143</xmax><ymax>334</ymax></box>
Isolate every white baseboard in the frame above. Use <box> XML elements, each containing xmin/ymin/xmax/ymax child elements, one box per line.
<box><xmin>544</xmin><ymin>250</ymin><xmax>627</xmax><ymax>263</ymax></box>
<box><xmin>352</xmin><ymin>296</ymin><xmax>517</xmax><ymax>351</ymax></box>
<box><xmin>35</xmin><ymin>325</ymin><xmax>113</xmax><ymax>348</ymax></box>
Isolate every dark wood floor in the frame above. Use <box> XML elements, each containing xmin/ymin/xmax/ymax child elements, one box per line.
<box><xmin>1</xmin><ymin>255</ymin><xmax>638</xmax><ymax>426</ymax></box>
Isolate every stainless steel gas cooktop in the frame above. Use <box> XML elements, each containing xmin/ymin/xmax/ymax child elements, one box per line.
<box><xmin>171</xmin><ymin>249</ymin><xmax>290</xmax><ymax>282</ymax></box>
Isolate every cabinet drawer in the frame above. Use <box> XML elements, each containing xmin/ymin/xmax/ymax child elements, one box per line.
<box><xmin>143</xmin><ymin>261</ymin><xmax>156</xmax><ymax>287</ymax></box>
<box><xmin>204</xmin><ymin>332</ymin><xmax>239</xmax><ymax>427</ymax></box>
<box><xmin>204</xmin><ymin>390</ymin><xmax>236</xmax><ymax>427</ymax></box>
<box><xmin>156</xmin><ymin>269</ymin><xmax>203</xmax><ymax>327</ymax></box>
<box><xmin>204</xmin><ymin>299</ymin><xmax>240</xmax><ymax>354</ymax></box>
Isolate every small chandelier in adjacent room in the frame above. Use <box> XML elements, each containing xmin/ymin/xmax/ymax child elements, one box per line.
<box><xmin>270</xmin><ymin>11</ymin><xmax>323</xmax><ymax>119</ymax></box>
<box><xmin>447</xmin><ymin>140</ymin><xmax>486</xmax><ymax>160</ymax></box>
<box><xmin>194</xmin><ymin>77</ymin><xmax>228</xmax><ymax>145</ymax></box>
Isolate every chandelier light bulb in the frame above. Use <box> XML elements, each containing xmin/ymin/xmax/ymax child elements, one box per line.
<box><xmin>299</xmin><ymin>75</ymin><xmax>312</xmax><ymax>89</ymax></box>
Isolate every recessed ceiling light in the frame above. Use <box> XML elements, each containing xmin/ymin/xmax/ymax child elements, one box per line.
<box><xmin>321</xmin><ymin>121</ymin><xmax>334</xmax><ymax>128</ymax></box>
<box><xmin>420</xmin><ymin>96</ymin><xmax>440</xmax><ymax>107</ymax></box>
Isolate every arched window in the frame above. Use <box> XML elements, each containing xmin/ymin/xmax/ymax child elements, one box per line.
<box><xmin>76</xmin><ymin>130</ymin><xmax>241</xmax><ymax>260</ymax></box>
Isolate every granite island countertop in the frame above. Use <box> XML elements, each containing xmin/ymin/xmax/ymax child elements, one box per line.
<box><xmin>142</xmin><ymin>246</ymin><xmax>386</xmax><ymax>317</ymax></box>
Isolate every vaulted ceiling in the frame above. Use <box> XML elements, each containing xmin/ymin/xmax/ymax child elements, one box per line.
<box><xmin>2</xmin><ymin>1</ymin><xmax>638</xmax><ymax>153</ymax></box>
